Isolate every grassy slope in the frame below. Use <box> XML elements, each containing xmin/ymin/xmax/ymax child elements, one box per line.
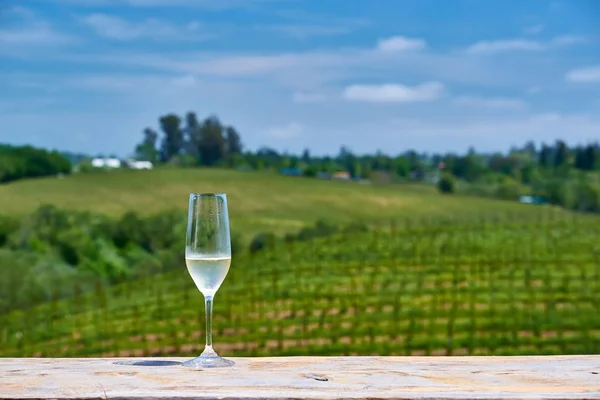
<box><xmin>1</xmin><ymin>212</ymin><xmax>598</xmax><ymax>358</ymax></box>
<box><xmin>0</xmin><ymin>167</ymin><xmax>547</xmax><ymax>237</ymax></box>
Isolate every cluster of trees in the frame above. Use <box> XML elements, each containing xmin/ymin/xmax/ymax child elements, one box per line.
<box><xmin>134</xmin><ymin>113</ymin><xmax>600</xmax><ymax>212</ymax></box>
<box><xmin>440</xmin><ymin>141</ymin><xmax>600</xmax><ymax>184</ymax></box>
<box><xmin>0</xmin><ymin>145</ymin><xmax>71</xmax><ymax>184</ymax></box>
<box><xmin>0</xmin><ymin>204</ymin><xmax>364</xmax><ymax>313</ymax></box>
<box><xmin>436</xmin><ymin>141</ymin><xmax>600</xmax><ymax>212</ymax></box>
<box><xmin>135</xmin><ymin>111</ymin><xmax>432</xmax><ymax>177</ymax></box>
<box><xmin>134</xmin><ymin>112</ymin><xmax>242</xmax><ymax>167</ymax></box>
<box><xmin>136</xmin><ymin>113</ymin><xmax>600</xmax><ymax>183</ymax></box>
<box><xmin>0</xmin><ymin>205</ymin><xmax>194</xmax><ymax>313</ymax></box>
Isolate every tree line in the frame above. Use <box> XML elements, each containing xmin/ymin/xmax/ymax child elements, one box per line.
<box><xmin>136</xmin><ymin>111</ymin><xmax>600</xmax><ymax>181</ymax></box>
<box><xmin>135</xmin><ymin>112</ymin><xmax>600</xmax><ymax>212</ymax></box>
<box><xmin>134</xmin><ymin>112</ymin><xmax>242</xmax><ymax>167</ymax></box>
<box><xmin>0</xmin><ymin>145</ymin><xmax>71</xmax><ymax>184</ymax></box>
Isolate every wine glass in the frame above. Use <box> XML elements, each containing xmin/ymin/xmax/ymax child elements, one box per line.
<box><xmin>183</xmin><ymin>193</ymin><xmax>235</xmax><ymax>368</ymax></box>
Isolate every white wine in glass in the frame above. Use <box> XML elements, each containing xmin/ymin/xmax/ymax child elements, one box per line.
<box><xmin>183</xmin><ymin>193</ymin><xmax>234</xmax><ymax>368</ymax></box>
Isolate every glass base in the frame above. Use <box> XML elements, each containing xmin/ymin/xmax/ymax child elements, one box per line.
<box><xmin>183</xmin><ymin>355</ymin><xmax>235</xmax><ymax>369</ymax></box>
<box><xmin>183</xmin><ymin>347</ymin><xmax>234</xmax><ymax>369</ymax></box>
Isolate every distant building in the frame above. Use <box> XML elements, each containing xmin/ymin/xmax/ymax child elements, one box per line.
<box><xmin>91</xmin><ymin>158</ymin><xmax>121</xmax><ymax>169</ymax></box>
<box><xmin>370</xmin><ymin>170</ymin><xmax>391</xmax><ymax>184</ymax></box>
<box><xmin>519</xmin><ymin>196</ymin><xmax>547</xmax><ymax>205</ymax></box>
<box><xmin>280</xmin><ymin>168</ymin><xmax>303</xmax><ymax>176</ymax></box>
<box><xmin>127</xmin><ymin>160</ymin><xmax>153</xmax><ymax>170</ymax></box>
<box><xmin>332</xmin><ymin>171</ymin><xmax>351</xmax><ymax>180</ymax></box>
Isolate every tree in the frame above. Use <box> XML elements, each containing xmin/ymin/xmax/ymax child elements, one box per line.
<box><xmin>539</xmin><ymin>144</ymin><xmax>552</xmax><ymax>168</ymax></box>
<box><xmin>452</xmin><ymin>153</ymin><xmax>481</xmax><ymax>182</ymax></box>
<box><xmin>184</xmin><ymin>111</ymin><xmax>202</xmax><ymax>163</ymax></box>
<box><xmin>198</xmin><ymin>116</ymin><xmax>226</xmax><ymax>166</ymax></box>
<box><xmin>158</xmin><ymin>114</ymin><xmax>183</xmax><ymax>162</ymax></box>
<box><xmin>554</xmin><ymin>140</ymin><xmax>569</xmax><ymax>168</ymax></box>
<box><xmin>0</xmin><ymin>144</ymin><xmax>71</xmax><ymax>183</ymax></box>
<box><xmin>225</xmin><ymin>126</ymin><xmax>243</xmax><ymax>156</ymax></box>
<box><xmin>495</xmin><ymin>177</ymin><xmax>522</xmax><ymax>200</ymax></box>
<box><xmin>524</xmin><ymin>141</ymin><xmax>536</xmax><ymax>157</ymax></box>
<box><xmin>394</xmin><ymin>156</ymin><xmax>410</xmax><ymax>177</ymax></box>
<box><xmin>572</xmin><ymin>182</ymin><xmax>600</xmax><ymax>212</ymax></box>
<box><xmin>582</xmin><ymin>144</ymin><xmax>599</xmax><ymax>170</ymax></box>
<box><xmin>135</xmin><ymin>128</ymin><xmax>159</xmax><ymax>162</ymax></box>
<box><xmin>301</xmin><ymin>148</ymin><xmax>311</xmax><ymax>163</ymax></box>
<box><xmin>437</xmin><ymin>173</ymin><xmax>456</xmax><ymax>194</ymax></box>
<box><xmin>574</xmin><ymin>146</ymin><xmax>586</xmax><ymax>170</ymax></box>
<box><xmin>519</xmin><ymin>163</ymin><xmax>539</xmax><ymax>185</ymax></box>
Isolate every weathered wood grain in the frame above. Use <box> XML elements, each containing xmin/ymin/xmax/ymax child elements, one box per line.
<box><xmin>0</xmin><ymin>356</ymin><xmax>599</xmax><ymax>400</ymax></box>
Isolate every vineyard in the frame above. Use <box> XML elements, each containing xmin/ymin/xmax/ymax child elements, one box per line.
<box><xmin>1</xmin><ymin>209</ymin><xmax>599</xmax><ymax>358</ymax></box>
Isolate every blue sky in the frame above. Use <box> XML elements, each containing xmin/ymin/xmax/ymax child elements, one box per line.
<box><xmin>1</xmin><ymin>0</ymin><xmax>599</xmax><ymax>157</ymax></box>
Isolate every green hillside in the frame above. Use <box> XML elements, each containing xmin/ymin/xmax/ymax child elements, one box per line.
<box><xmin>0</xmin><ymin>168</ymin><xmax>543</xmax><ymax>237</ymax></box>
<box><xmin>2</xmin><ymin>211</ymin><xmax>599</xmax><ymax>358</ymax></box>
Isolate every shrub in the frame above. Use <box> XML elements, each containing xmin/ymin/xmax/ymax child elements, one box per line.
<box><xmin>437</xmin><ymin>173</ymin><xmax>456</xmax><ymax>194</ymax></box>
<box><xmin>303</xmin><ymin>166</ymin><xmax>317</xmax><ymax>177</ymax></box>
<box><xmin>249</xmin><ymin>232</ymin><xmax>277</xmax><ymax>254</ymax></box>
<box><xmin>572</xmin><ymin>183</ymin><xmax>600</xmax><ymax>212</ymax></box>
<box><xmin>495</xmin><ymin>178</ymin><xmax>523</xmax><ymax>201</ymax></box>
<box><xmin>230</xmin><ymin>232</ymin><xmax>245</xmax><ymax>255</ymax></box>
<box><xmin>296</xmin><ymin>219</ymin><xmax>338</xmax><ymax>241</ymax></box>
<box><xmin>343</xmin><ymin>221</ymin><xmax>369</xmax><ymax>234</ymax></box>
<box><xmin>0</xmin><ymin>144</ymin><xmax>71</xmax><ymax>183</ymax></box>
<box><xmin>0</xmin><ymin>216</ymin><xmax>18</xmax><ymax>247</ymax></box>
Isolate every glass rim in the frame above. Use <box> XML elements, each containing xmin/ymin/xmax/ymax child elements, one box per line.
<box><xmin>189</xmin><ymin>193</ymin><xmax>227</xmax><ymax>197</ymax></box>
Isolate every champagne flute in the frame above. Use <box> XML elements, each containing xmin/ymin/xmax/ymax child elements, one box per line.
<box><xmin>183</xmin><ymin>193</ymin><xmax>234</xmax><ymax>368</ymax></box>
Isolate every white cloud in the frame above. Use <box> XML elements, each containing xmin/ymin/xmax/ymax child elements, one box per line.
<box><xmin>3</xmin><ymin>5</ymin><xmax>37</xmax><ymax>19</ymax></box>
<box><xmin>372</xmin><ymin>112</ymin><xmax>600</xmax><ymax>152</ymax></box>
<box><xmin>265</xmin><ymin>122</ymin><xmax>303</xmax><ymax>139</ymax></box>
<box><xmin>343</xmin><ymin>82</ymin><xmax>444</xmax><ymax>103</ymax></box>
<box><xmin>81</xmin><ymin>13</ymin><xmax>211</xmax><ymax>41</ymax></box>
<box><xmin>53</xmin><ymin>34</ymin><xmax>536</xmax><ymax>88</ymax></box>
<box><xmin>171</xmin><ymin>75</ymin><xmax>198</xmax><ymax>87</ymax></box>
<box><xmin>453</xmin><ymin>96</ymin><xmax>527</xmax><ymax>110</ymax></box>
<box><xmin>260</xmin><ymin>24</ymin><xmax>354</xmax><ymax>39</ymax></box>
<box><xmin>0</xmin><ymin>27</ymin><xmax>75</xmax><ymax>46</ymax></box>
<box><xmin>257</xmin><ymin>12</ymin><xmax>369</xmax><ymax>39</ymax></box>
<box><xmin>292</xmin><ymin>92</ymin><xmax>326</xmax><ymax>103</ymax></box>
<box><xmin>0</xmin><ymin>6</ymin><xmax>76</xmax><ymax>47</ymax></box>
<box><xmin>40</xmin><ymin>0</ymin><xmax>279</xmax><ymax>8</ymax></box>
<box><xmin>377</xmin><ymin>36</ymin><xmax>426</xmax><ymax>52</ymax></box>
<box><xmin>566</xmin><ymin>66</ymin><xmax>600</xmax><ymax>83</ymax></box>
<box><xmin>465</xmin><ymin>35</ymin><xmax>585</xmax><ymax>54</ymax></box>
<box><xmin>550</xmin><ymin>35</ymin><xmax>586</xmax><ymax>46</ymax></box>
<box><xmin>194</xmin><ymin>55</ymin><xmax>303</xmax><ymax>76</ymax></box>
<box><xmin>466</xmin><ymin>39</ymin><xmax>544</xmax><ymax>54</ymax></box>
<box><xmin>186</xmin><ymin>21</ymin><xmax>202</xmax><ymax>31</ymax></box>
<box><xmin>523</xmin><ymin>24</ymin><xmax>544</xmax><ymax>35</ymax></box>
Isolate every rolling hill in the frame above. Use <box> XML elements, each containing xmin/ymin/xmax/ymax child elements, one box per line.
<box><xmin>0</xmin><ymin>167</ymin><xmax>553</xmax><ymax>237</ymax></box>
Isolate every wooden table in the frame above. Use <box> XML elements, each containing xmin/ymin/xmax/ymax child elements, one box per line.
<box><xmin>1</xmin><ymin>356</ymin><xmax>599</xmax><ymax>399</ymax></box>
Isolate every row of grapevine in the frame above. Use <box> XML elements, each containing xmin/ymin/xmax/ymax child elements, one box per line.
<box><xmin>1</xmin><ymin>211</ymin><xmax>599</xmax><ymax>357</ymax></box>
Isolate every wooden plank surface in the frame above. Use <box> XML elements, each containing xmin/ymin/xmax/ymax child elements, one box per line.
<box><xmin>0</xmin><ymin>356</ymin><xmax>599</xmax><ymax>400</ymax></box>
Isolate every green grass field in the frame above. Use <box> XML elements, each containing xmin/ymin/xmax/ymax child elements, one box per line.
<box><xmin>0</xmin><ymin>167</ymin><xmax>545</xmax><ymax>237</ymax></box>
<box><xmin>1</xmin><ymin>168</ymin><xmax>598</xmax><ymax>358</ymax></box>
<box><xmin>1</xmin><ymin>211</ymin><xmax>598</xmax><ymax>358</ymax></box>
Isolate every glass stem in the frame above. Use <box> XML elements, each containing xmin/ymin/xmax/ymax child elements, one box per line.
<box><xmin>202</xmin><ymin>295</ymin><xmax>216</xmax><ymax>356</ymax></box>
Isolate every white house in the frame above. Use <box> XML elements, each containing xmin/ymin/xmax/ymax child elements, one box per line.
<box><xmin>127</xmin><ymin>160</ymin><xmax>153</xmax><ymax>170</ymax></box>
<box><xmin>91</xmin><ymin>158</ymin><xmax>121</xmax><ymax>168</ymax></box>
